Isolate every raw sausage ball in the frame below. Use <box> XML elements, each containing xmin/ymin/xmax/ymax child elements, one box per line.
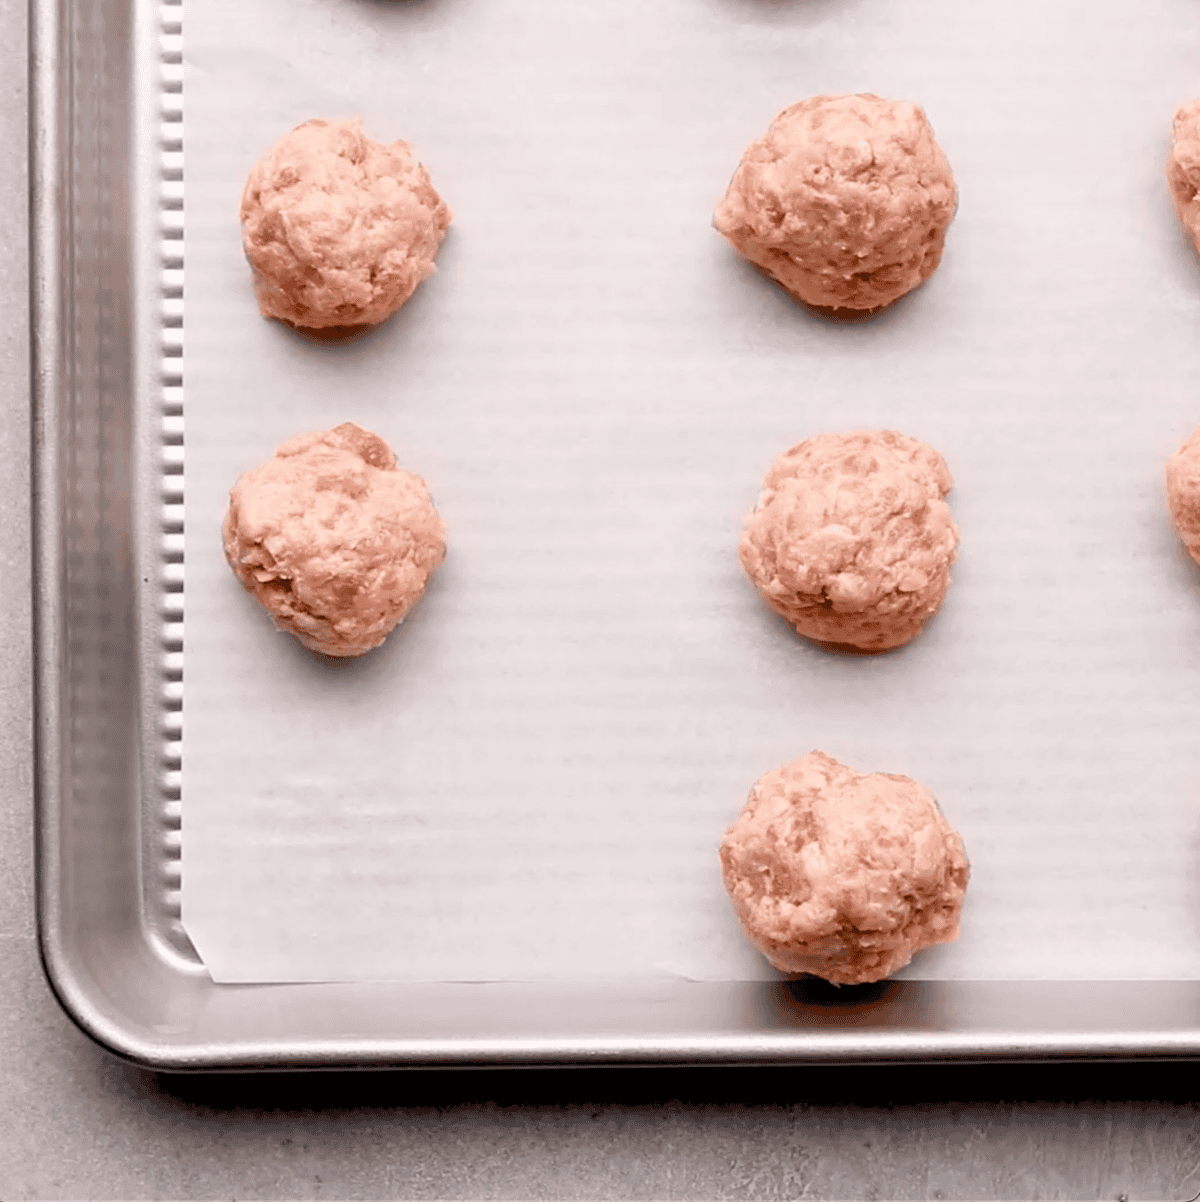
<box><xmin>719</xmin><ymin>751</ymin><xmax>970</xmax><ymax>986</ymax></box>
<box><xmin>1167</xmin><ymin>100</ymin><xmax>1200</xmax><ymax>258</ymax></box>
<box><xmin>223</xmin><ymin>422</ymin><xmax>447</xmax><ymax>657</ymax></box>
<box><xmin>240</xmin><ymin>118</ymin><xmax>451</xmax><ymax>329</ymax></box>
<box><xmin>1166</xmin><ymin>423</ymin><xmax>1200</xmax><ymax>565</ymax></box>
<box><xmin>739</xmin><ymin>430</ymin><xmax>959</xmax><ymax>652</ymax></box>
<box><xmin>714</xmin><ymin>94</ymin><xmax>958</xmax><ymax>311</ymax></box>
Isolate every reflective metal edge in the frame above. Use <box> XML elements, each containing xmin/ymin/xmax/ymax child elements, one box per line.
<box><xmin>29</xmin><ymin>0</ymin><xmax>1200</xmax><ymax>1073</ymax></box>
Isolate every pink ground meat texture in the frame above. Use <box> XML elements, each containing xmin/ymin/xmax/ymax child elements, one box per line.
<box><xmin>1166</xmin><ymin>424</ymin><xmax>1200</xmax><ymax>565</ymax></box>
<box><xmin>1168</xmin><ymin>100</ymin><xmax>1200</xmax><ymax>258</ymax></box>
<box><xmin>240</xmin><ymin>118</ymin><xmax>451</xmax><ymax>329</ymax></box>
<box><xmin>739</xmin><ymin>430</ymin><xmax>959</xmax><ymax>651</ymax></box>
<box><xmin>223</xmin><ymin>423</ymin><xmax>447</xmax><ymax>657</ymax></box>
<box><xmin>714</xmin><ymin>94</ymin><xmax>958</xmax><ymax>311</ymax></box>
<box><xmin>720</xmin><ymin>751</ymin><xmax>969</xmax><ymax>985</ymax></box>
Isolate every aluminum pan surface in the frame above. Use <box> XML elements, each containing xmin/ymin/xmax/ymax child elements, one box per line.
<box><xmin>29</xmin><ymin>0</ymin><xmax>1200</xmax><ymax>1069</ymax></box>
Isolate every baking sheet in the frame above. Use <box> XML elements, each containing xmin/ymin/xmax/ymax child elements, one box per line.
<box><xmin>181</xmin><ymin>0</ymin><xmax>1200</xmax><ymax>984</ymax></box>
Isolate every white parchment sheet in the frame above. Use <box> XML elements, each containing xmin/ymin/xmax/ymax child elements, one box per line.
<box><xmin>182</xmin><ymin>0</ymin><xmax>1200</xmax><ymax>982</ymax></box>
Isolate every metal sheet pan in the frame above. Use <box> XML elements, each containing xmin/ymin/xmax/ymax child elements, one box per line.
<box><xmin>30</xmin><ymin>0</ymin><xmax>1200</xmax><ymax>1070</ymax></box>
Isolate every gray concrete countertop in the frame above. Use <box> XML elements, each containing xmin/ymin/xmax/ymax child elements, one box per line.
<box><xmin>3</xmin><ymin>2</ymin><xmax>1200</xmax><ymax>1198</ymax></box>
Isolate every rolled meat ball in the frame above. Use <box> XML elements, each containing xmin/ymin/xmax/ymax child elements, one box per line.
<box><xmin>240</xmin><ymin>118</ymin><xmax>451</xmax><ymax>329</ymax></box>
<box><xmin>739</xmin><ymin>430</ymin><xmax>959</xmax><ymax>652</ymax></box>
<box><xmin>1166</xmin><ymin>424</ymin><xmax>1200</xmax><ymax>564</ymax></box>
<box><xmin>720</xmin><ymin>751</ymin><xmax>970</xmax><ymax>986</ymax></box>
<box><xmin>223</xmin><ymin>422</ymin><xmax>446</xmax><ymax>657</ymax></box>
<box><xmin>714</xmin><ymin>93</ymin><xmax>958</xmax><ymax>311</ymax></box>
<box><xmin>1167</xmin><ymin>100</ymin><xmax>1200</xmax><ymax>258</ymax></box>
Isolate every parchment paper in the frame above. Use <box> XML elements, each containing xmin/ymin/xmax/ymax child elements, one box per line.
<box><xmin>181</xmin><ymin>0</ymin><xmax>1200</xmax><ymax>982</ymax></box>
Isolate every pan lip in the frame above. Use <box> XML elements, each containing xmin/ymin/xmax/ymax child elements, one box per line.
<box><xmin>30</xmin><ymin>0</ymin><xmax>71</xmax><ymax>1060</ymax></box>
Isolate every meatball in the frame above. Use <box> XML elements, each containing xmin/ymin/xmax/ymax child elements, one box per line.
<box><xmin>1166</xmin><ymin>424</ymin><xmax>1200</xmax><ymax>565</ymax></box>
<box><xmin>240</xmin><ymin>118</ymin><xmax>451</xmax><ymax>329</ymax></box>
<box><xmin>739</xmin><ymin>430</ymin><xmax>959</xmax><ymax>652</ymax></box>
<box><xmin>713</xmin><ymin>94</ymin><xmax>958</xmax><ymax>311</ymax></box>
<box><xmin>720</xmin><ymin>751</ymin><xmax>970</xmax><ymax>985</ymax></box>
<box><xmin>223</xmin><ymin>422</ymin><xmax>447</xmax><ymax>657</ymax></box>
<box><xmin>1168</xmin><ymin>100</ymin><xmax>1200</xmax><ymax>259</ymax></box>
